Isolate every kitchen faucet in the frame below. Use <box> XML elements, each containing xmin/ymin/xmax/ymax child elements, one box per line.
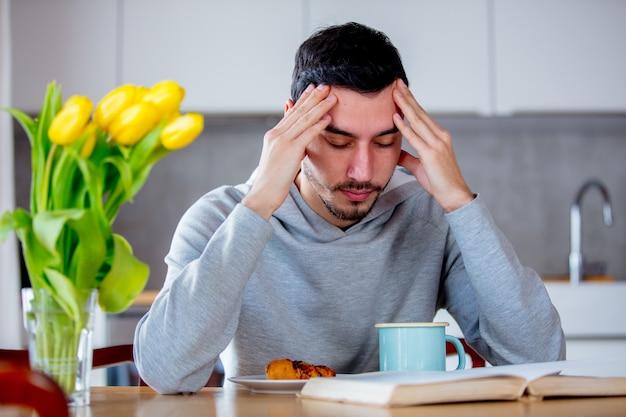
<box><xmin>569</xmin><ymin>179</ymin><xmax>613</xmax><ymax>285</ymax></box>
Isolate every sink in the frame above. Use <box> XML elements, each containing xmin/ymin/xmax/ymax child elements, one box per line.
<box><xmin>544</xmin><ymin>282</ymin><xmax>626</xmax><ymax>338</ymax></box>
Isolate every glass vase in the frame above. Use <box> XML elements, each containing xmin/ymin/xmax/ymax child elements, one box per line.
<box><xmin>21</xmin><ymin>287</ymin><xmax>97</xmax><ymax>406</ymax></box>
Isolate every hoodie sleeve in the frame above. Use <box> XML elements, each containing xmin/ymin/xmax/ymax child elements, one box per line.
<box><xmin>133</xmin><ymin>188</ymin><xmax>274</xmax><ymax>394</ymax></box>
<box><xmin>442</xmin><ymin>194</ymin><xmax>566</xmax><ymax>365</ymax></box>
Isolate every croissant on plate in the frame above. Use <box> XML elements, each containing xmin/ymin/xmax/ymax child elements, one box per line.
<box><xmin>265</xmin><ymin>358</ymin><xmax>336</xmax><ymax>380</ymax></box>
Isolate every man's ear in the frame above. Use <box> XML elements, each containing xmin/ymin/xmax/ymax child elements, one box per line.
<box><xmin>285</xmin><ymin>99</ymin><xmax>295</xmax><ymax>114</ymax></box>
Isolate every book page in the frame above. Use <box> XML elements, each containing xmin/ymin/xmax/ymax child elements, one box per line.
<box><xmin>525</xmin><ymin>359</ymin><xmax>626</xmax><ymax>399</ymax></box>
<box><xmin>300</xmin><ymin>360</ymin><xmax>626</xmax><ymax>407</ymax></box>
<box><xmin>299</xmin><ymin>362</ymin><xmax>565</xmax><ymax>407</ymax></box>
<box><xmin>326</xmin><ymin>361</ymin><xmax>565</xmax><ymax>386</ymax></box>
<box><xmin>526</xmin><ymin>375</ymin><xmax>626</xmax><ymax>399</ymax></box>
<box><xmin>557</xmin><ymin>358</ymin><xmax>626</xmax><ymax>378</ymax></box>
<box><xmin>451</xmin><ymin>361</ymin><xmax>563</xmax><ymax>381</ymax></box>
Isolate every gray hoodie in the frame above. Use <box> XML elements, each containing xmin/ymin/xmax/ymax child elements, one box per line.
<box><xmin>134</xmin><ymin>167</ymin><xmax>565</xmax><ymax>393</ymax></box>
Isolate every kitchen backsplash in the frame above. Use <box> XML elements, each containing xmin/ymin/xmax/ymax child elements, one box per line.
<box><xmin>13</xmin><ymin>115</ymin><xmax>626</xmax><ymax>288</ymax></box>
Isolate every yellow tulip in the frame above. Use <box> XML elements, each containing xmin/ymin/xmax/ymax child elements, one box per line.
<box><xmin>48</xmin><ymin>95</ymin><xmax>93</xmax><ymax>145</ymax></box>
<box><xmin>160</xmin><ymin>112</ymin><xmax>204</xmax><ymax>150</ymax></box>
<box><xmin>80</xmin><ymin>121</ymin><xmax>98</xmax><ymax>158</ymax></box>
<box><xmin>93</xmin><ymin>85</ymin><xmax>137</xmax><ymax>131</ymax></box>
<box><xmin>108</xmin><ymin>103</ymin><xmax>158</xmax><ymax>146</ymax></box>
<box><xmin>141</xmin><ymin>80</ymin><xmax>185</xmax><ymax>119</ymax></box>
<box><xmin>134</xmin><ymin>86</ymin><xmax>150</xmax><ymax>102</ymax></box>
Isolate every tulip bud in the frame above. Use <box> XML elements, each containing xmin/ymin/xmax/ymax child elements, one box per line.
<box><xmin>93</xmin><ymin>84</ymin><xmax>137</xmax><ymax>131</ymax></box>
<box><xmin>108</xmin><ymin>103</ymin><xmax>159</xmax><ymax>146</ymax></box>
<box><xmin>141</xmin><ymin>80</ymin><xmax>185</xmax><ymax>119</ymax></box>
<box><xmin>48</xmin><ymin>95</ymin><xmax>93</xmax><ymax>145</ymax></box>
<box><xmin>134</xmin><ymin>86</ymin><xmax>150</xmax><ymax>102</ymax></box>
<box><xmin>160</xmin><ymin>113</ymin><xmax>204</xmax><ymax>150</ymax></box>
<box><xmin>80</xmin><ymin>121</ymin><xmax>98</xmax><ymax>158</ymax></box>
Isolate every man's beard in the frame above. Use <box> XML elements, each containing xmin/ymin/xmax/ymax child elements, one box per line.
<box><xmin>302</xmin><ymin>162</ymin><xmax>384</xmax><ymax>223</ymax></box>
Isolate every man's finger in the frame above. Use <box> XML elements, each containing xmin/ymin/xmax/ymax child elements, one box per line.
<box><xmin>397</xmin><ymin>150</ymin><xmax>421</xmax><ymax>174</ymax></box>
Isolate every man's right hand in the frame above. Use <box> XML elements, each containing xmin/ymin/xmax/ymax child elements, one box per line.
<box><xmin>242</xmin><ymin>84</ymin><xmax>337</xmax><ymax>220</ymax></box>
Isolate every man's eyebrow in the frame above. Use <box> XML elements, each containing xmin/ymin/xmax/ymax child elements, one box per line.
<box><xmin>324</xmin><ymin>125</ymin><xmax>399</xmax><ymax>138</ymax></box>
<box><xmin>325</xmin><ymin>125</ymin><xmax>356</xmax><ymax>138</ymax></box>
<box><xmin>377</xmin><ymin>126</ymin><xmax>400</xmax><ymax>136</ymax></box>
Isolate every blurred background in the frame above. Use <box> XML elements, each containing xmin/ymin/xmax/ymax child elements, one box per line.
<box><xmin>1</xmin><ymin>0</ymin><xmax>625</xmax><ymax>372</ymax></box>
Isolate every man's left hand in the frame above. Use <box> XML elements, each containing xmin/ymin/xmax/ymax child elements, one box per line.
<box><xmin>392</xmin><ymin>79</ymin><xmax>474</xmax><ymax>212</ymax></box>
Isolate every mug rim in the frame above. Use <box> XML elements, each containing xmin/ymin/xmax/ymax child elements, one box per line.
<box><xmin>375</xmin><ymin>322</ymin><xmax>449</xmax><ymax>328</ymax></box>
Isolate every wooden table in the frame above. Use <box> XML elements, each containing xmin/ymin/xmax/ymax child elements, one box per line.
<box><xmin>1</xmin><ymin>386</ymin><xmax>626</xmax><ymax>417</ymax></box>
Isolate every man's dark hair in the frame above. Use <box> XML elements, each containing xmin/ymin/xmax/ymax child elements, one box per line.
<box><xmin>291</xmin><ymin>22</ymin><xmax>409</xmax><ymax>102</ymax></box>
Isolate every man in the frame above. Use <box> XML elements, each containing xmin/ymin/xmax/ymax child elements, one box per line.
<box><xmin>134</xmin><ymin>22</ymin><xmax>565</xmax><ymax>394</ymax></box>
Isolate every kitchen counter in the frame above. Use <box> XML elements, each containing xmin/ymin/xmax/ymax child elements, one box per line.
<box><xmin>437</xmin><ymin>281</ymin><xmax>626</xmax><ymax>363</ymax></box>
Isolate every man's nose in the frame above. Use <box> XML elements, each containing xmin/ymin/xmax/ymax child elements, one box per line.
<box><xmin>347</xmin><ymin>146</ymin><xmax>374</xmax><ymax>182</ymax></box>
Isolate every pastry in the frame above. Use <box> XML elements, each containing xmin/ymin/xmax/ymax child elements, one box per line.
<box><xmin>265</xmin><ymin>358</ymin><xmax>336</xmax><ymax>380</ymax></box>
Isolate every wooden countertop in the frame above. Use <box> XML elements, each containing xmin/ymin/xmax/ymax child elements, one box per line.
<box><xmin>542</xmin><ymin>275</ymin><xmax>615</xmax><ymax>283</ymax></box>
<box><xmin>131</xmin><ymin>290</ymin><xmax>159</xmax><ymax>307</ymax></box>
<box><xmin>2</xmin><ymin>386</ymin><xmax>625</xmax><ymax>417</ymax></box>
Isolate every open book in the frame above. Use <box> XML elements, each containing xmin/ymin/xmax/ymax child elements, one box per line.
<box><xmin>298</xmin><ymin>360</ymin><xmax>626</xmax><ymax>407</ymax></box>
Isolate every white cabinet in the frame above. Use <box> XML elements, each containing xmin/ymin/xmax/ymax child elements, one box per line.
<box><xmin>546</xmin><ymin>282</ymin><xmax>626</xmax><ymax>360</ymax></box>
<box><xmin>11</xmin><ymin>0</ymin><xmax>118</xmax><ymax>112</ymax></box>
<box><xmin>121</xmin><ymin>0</ymin><xmax>304</xmax><ymax>114</ymax></box>
<box><xmin>437</xmin><ymin>283</ymin><xmax>626</xmax><ymax>363</ymax></box>
<box><xmin>11</xmin><ymin>0</ymin><xmax>626</xmax><ymax>115</ymax></box>
<box><xmin>308</xmin><ymin>0</ymin><xmax>492</xmax><ymax>115</ymax></box>
<box><xmin>309</xmin><ymin>0</ymin><xmax>626</xmax><ymax>115</ymax></box>
<box><xmin>565</xmin><ymin>339</ymin><xmax>626</xmax><ymax>361</ymax></box>
<box><xmin>493</xmin><ymin>0</ymin><xmax>626</xmax><ymax>114</ymax></box>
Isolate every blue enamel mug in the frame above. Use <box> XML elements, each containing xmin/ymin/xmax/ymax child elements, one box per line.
<box><xmin>376</xmin><ymin>322</ymin><xmax>466</xmax><ymax>371</ymax></box>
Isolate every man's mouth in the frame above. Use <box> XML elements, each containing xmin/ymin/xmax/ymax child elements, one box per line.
<box><xmin>341</xmin><ymin>189</ymin><xmax>373</xmax><ymax>202</ymax></box>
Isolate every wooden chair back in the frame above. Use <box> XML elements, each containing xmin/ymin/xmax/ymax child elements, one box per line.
<box><xmin>446</xmin><ymin>338</ymin><xmax>486</xmax><ymax>368</ymax></box>
<box><xmin>0</xmin><ymin>361</ymin><xmax>69</xmax><ymax>417</ymax></box>
<box><xmin>0</xmin><ymin>344</ymin><xmax>136</xmax><ymax>415</ymax></box>
<box><xmin>0</xmin><ymin>344</ymin><xmax>136</xmax><ymax>370</ymax></box>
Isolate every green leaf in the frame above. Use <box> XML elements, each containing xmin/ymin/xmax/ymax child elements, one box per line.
<box><xmin>31</xmin><ymin>82</ymin><xmax>63</xmax><ymax>214</ymax></box>
<box><xmin>128</xmin><ymin>121</ymin><xmax>165</xmax><ymax>171</ymax></box>
<box><xmin>1</xmin><ymin>108</ymin><xmax>36</xmax><ymax>145</ymax></box>
<box><xmin>72</xmin><ymin>149</ymin><xmax>106</xmax><ymax>215</ymax></box>
<box><xmin>98</xmin><ymin>234</ymin><xmax>149</xmax><ymax>313</ymax></box>
<box><xmin>50</xmin><ymin>148</ymin><xmax>79</xmax><ymax>210</ymax></box>
<box><xmin>50</xmin><ymin>133</ymin><xmax>96</xmax><ymax>211</ymax></box>
<box><xmin>103</xmin><ymin>154</ymin><xmax>134</xmax><ymax>202</ymax></box>
<box><xmin>130</xmin><ymin>145</ymin><xmax>170</xmax><ymax>197</ymax></box>
<box><xmin>65</xmin><ymin>211</ymin><xmax>109</xmax><ymax>289</ymax></box>
<box><xmin>11</xmin><ymin>210</ymin><xmax>56</xmax><ymax>289</ymax></box>
<box><xmin>0</xmin><ymin>210</ymin><xmax>18</xmax><ymax>242</ymax></box>
<box><xmin>43</xmin><ymin>268</ymin><xmax>83</xmax><ymax>321</ymax></box>
<box><xmin>35</xmin><ymin>82</ymin><xmax>62</xmax><ymax>154</ymax></box>
<box><xmin>32</xmin><ymin>209</ymin><xmax>109</xmax><ymax>289</ymax></box>
<box><xmin>32</xmin><ymin>209</ymin><xmax>83</xmax><ymax>257</ymax></box>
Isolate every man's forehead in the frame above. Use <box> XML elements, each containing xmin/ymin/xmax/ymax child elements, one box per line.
<box><xmin>326</xmin><ymin>85</ymin><xmax>400</xmax><ymax>138</ymax></box>
<box><xmin>328</xmin><ymin>84</ymin><xmax>394</xmax><ymax>98</ymax></box>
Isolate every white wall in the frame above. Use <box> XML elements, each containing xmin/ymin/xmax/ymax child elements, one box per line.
<box><xmin>105</xmin><ymin>115</ymin><xmax>625</xmax><ymax>288</ymax></box>
<box><xmin>0</xmin><ymin>0</ymin><xmax>22</xmax><ymax>349</ymax></box>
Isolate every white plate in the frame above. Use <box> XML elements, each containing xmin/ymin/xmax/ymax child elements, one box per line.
<box><xmin>228</xmin><ymin>375</ymin><xmax>307</xmax><ymax>394</ymax></box>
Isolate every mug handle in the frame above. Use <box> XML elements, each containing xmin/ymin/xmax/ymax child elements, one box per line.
<box><xmin>445</xmin><ymin>335</ymin><xmax>466</xmax><ymax>370</ymax></box>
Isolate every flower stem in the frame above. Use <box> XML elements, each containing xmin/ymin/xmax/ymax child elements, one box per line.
<box><xmin>40</xmin><ymin>143</ymin><xmax>58</xmax><ymax>212</ymax></box>
<box><xmin>27</xmin><ymin>289</ymin><xmax>94</xmax><ymax>402</ymax></box>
